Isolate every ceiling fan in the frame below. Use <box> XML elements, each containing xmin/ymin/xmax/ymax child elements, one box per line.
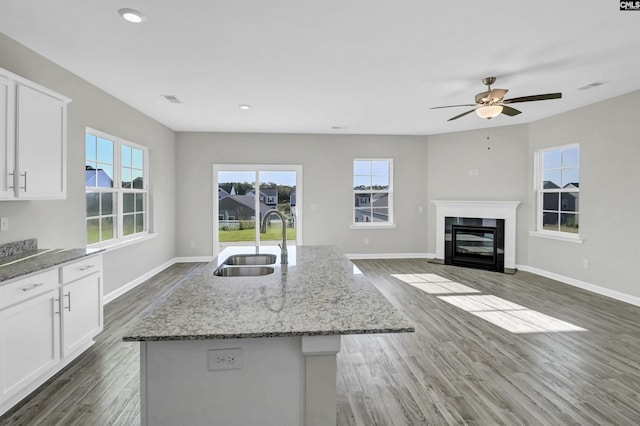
<box><xmin>432</xmin><ymin>77</ymin><xmax>562</xmax><ymax>121</ymax></box>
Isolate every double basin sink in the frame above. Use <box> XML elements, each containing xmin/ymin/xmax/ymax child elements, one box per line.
<box><xmin>213</xmin><ymin>254</ymin><xmax>277</xmax><ymax>277</ymax></box>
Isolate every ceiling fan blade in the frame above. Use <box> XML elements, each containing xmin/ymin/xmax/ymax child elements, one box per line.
<box><xmin>475</xmin><ymin>90</ymin><xmax>491</xmax><ymax>104</ymax></box>
<box><xmin>447</xmin><ymin>109</ymin><xmax>476</xmax><ymax>121</ymax></box>
<box><xmin>488</xmin><ymin>89</ymin><xmax>508</xmax><ymax>102</ymax></box>
<box><xmin>501</xmin><ymin>105</ymin><xmax>521</xmax><ymax>116</ymax></box>
<box><xmin>431</xmin><ymin>104</ymin><xmax>477</xmax><ymax>109</ymax></box>
<box><xmin>502</xmin><ymin>93</ymin><xmax>562</xmax><ymax>104</ymax></box>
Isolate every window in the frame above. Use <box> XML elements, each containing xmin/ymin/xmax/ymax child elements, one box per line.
<box><xmin>85</xmin><ymin>128</ymin><xmax>149</xmax><ymax>246</ymax></box>
<box><xmin>353</xmin><ymin>159</ymin><xmax>393</xmax><ymax>226</ymax></box>
<box><xmin>537</xmin><ymin>145</ymin><xmax>579</xmax><ymax>235</ymax></box>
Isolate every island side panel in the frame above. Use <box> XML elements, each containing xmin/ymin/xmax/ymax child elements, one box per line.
<box><xmin>302</xmin><ymin>335</ymin><xmax>342</xmax><ymax>426</ymax></box>
<box><xmin>142</xmin><ymin>337</ymin><xmax>304</xmax><ymax>426</ymax></box>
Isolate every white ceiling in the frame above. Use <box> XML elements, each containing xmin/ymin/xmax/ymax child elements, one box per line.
<box><xmin>1</xmin><ymin>1</ymin><xmax>639</xmax><ymax>135</ymax></box>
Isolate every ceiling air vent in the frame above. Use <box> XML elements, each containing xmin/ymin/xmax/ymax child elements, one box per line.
<box><xmin>162</xmin><ymin>95</ymin><xmax>181</xmax><ymax>103</ymax></box>
<box><xmin>578</xmin><ymin>81</ymin><xmax>606</xmax><ymax>90</ymax></box>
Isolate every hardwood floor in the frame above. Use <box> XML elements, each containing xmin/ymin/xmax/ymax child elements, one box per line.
<box><xmin>2</xmin><ymin>259</ymin><xmax>640</xmax><ymax>425</ymax></box>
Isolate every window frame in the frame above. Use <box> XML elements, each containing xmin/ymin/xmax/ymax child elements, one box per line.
<box><xmin>351</xmin><ymin>158</ymin><xmax>395</xmax><ymax>228</ymax></box>
<box><xmin>535</xmin><ymin>143</ymin><xmax>580</xmax><ymax>239</ymax></box>
<box><xmin>85</xmin><ymin>127</ymin><xmax>150</xmax><ymax>248</ymax></box>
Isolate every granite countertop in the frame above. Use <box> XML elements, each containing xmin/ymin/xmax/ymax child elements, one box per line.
<box><xmin>123</xmin><ymin>245</ymin><xmax>414</xmax><ymax>341</ymax></box>
<box><xmin>0</xmin><ymin>248</ymin><xmax>104</xmax><ymax>283</ymax></box>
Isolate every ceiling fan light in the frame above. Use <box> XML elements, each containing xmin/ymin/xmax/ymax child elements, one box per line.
<box><xmin>476</xmin><ymin>105</ymin><xmax>503</xmax><ymax>119</ymax></box>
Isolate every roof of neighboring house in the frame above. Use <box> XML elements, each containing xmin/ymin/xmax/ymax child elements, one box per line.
<box><xmin>247</xmin><ymin>188</ymin><xmax>278</xmax><ymax>198</ymax></box>
<box><xmin>219</xmin><ymin>195</ymin><xmax>272</xmax><ymax>216</ymax></box>
<box><xmin>85</xmin><ymin>168</ymin><xmax>113</xmax><ymax>188</ymax></box>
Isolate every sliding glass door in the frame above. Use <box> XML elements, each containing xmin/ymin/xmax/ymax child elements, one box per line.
<box><xmin>214</xmin><ymin>165</ymin><xmax>302</xmax><ymax>254</ymax></box>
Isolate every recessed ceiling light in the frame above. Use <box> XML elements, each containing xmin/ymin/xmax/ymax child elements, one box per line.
<box><xmin>239</xmin><ymin>104</ymin><xmax>251</xmax><ymax>110</ymax></box>
<box><xmin>118</xmin><ymin>8</ymin><xmax>146</xmax><ymax>24</ymax></box>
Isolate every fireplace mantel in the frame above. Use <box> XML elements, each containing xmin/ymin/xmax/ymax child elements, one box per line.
<box><xmin>432</xmin><ymin>200</ymin><xmax>521</xmax><ymax>269</ymax></box>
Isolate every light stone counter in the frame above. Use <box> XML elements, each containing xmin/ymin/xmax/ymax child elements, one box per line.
<box><xmin>0</xmin><ymin>247</ymin><xmax>104</xmax><ymax>283</ymax></box>
<box><xmin>123</xmin><ymin>245</ymin><xmax>414</xmax><ymax>341</ymax></box>
<box><xmin>124</xmin><ymin>245</ymin><xmax>414</xmax><ymax>426</ymax></box>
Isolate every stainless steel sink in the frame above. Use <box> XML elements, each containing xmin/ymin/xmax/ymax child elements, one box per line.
<box><xmin>213</xmin><ymin>265</ymin><xmax>275</xmax><ymax>277</ymax></box>
<box><xmin>222</xmin><ymin>254</ymin><xmax>277</xmax><ymax>266</ymax></box>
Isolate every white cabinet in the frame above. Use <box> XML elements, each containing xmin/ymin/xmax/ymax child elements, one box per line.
<box><xmin>0</xmin><ymin>254</ymin><xmax>103</xmax><ymax>416</ymax></box>
<box><xmin>0</xmin><ymin>75</ymin><xmax>15</xmax><ymax>199</ymax></box>
<box><xmin>61</xmin><ymin>257</ymin><xmax>103</xmax><ymax>358</ymax></box>
<box><xmin>0</xmin><ymin>271</ymin><xmax>60</xmax><ymax>402</ymax></box>
<box><xmin>0</xmin><ymin>67</ymin><xmax>70</xmax><ymax>200</ymax></box>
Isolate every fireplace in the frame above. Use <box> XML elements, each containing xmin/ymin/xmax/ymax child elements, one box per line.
<box><xmin>445</xmin><ymin>217</ymin><xmax>505</xmax><ymax>272</ymax></box>
<box><xmin>432</xmin><ymin>200</ymin><xmax>520</xmax><ymax>271</ymax></box>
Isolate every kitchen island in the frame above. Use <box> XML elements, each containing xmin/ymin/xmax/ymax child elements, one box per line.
<box><xmin>123</xmin><ymin>245</ymin><xmax>413</xmax><ymax>426</ymax></box>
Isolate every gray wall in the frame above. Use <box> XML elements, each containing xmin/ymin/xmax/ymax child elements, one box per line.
<box><xmin>423</xmin><ymin>91</ymin><xmax>640</xmax><ymax>300</ymax></box>
<box><xmin>0</xmin><ymin>33</ymin><xmax>177</xmax><ymax>296</ymax></box>
<box><xmin>175</xmin><ymin>133</ymin><xmax>429</xmax><ymax>257</ymax></box>
<box><xmin>527</xmin><ymin>90</ymin><xmax>640</xmax><ymax>299</ymax></box>
<box><xmin>425</xmin><ymin>124</ymin><xmax>531</xmax><ymax>264</ymax></box>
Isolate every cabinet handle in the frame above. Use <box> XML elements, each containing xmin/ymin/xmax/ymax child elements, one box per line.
<box><xmin>54</xmin><ymin>298</ymin><xmax>60</xmax><ymax>315</ymax></box>
<box><xmin>21</xmin><ymin>282</ymin><xmax>44</xmax><ymax>292</ymax></box>
<box><xmin>64</xmin><ymin>291</ymin><xmax>72</xmax><ymax>311</ymax></box>
<box><xmin>79</xmin><ymin>265</ymin><xmax>95</xmax><ymax>271</ymax></box>
<box><xmin>20</xmin><ymin>171</ymin><xmax>27</xmax><ymax>191</ymax></box>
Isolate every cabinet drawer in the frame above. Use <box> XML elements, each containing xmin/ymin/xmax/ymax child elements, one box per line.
<box><xmin>0</xmin><ymin>269</ymin><xmax>59</xmax><ymax>309</ymax></box>
<box><xmin>61</xmin><ymin>255</ymin><xmax>102</xmax><ymax>284</ymax></box>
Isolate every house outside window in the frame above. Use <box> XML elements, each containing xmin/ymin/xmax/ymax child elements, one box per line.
<box><xmin>85</xmin><ymin>128</ymin><xmax>149</xmax><ymax>246</ymax></box>
<box><xmin>537</xmin><ymin>144</ymin><xmax>579</xmax><ymax>235</ymax></box>
<box><xmin>353</xmin><ymin>159</ymin><xmax>393</xmax><ymax>226</ymax></box>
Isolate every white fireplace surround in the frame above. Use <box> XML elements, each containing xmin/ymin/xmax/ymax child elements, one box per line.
<box><xmin>432</xmin><ymin>200</ymin><xmax>521</xmax><ymax>269</ymax></box>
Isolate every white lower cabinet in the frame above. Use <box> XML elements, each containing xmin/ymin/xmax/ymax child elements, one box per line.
<box><xmin>0</xmin><ymin>288</ymin><xmax>60</xmax><ymax>399</ymax></box>
<box><xmin>0</xmin><ymin>254</ymin><xmax>103</xmax><ymax>416</ymax></box>
<box><xmin>61</xmin><ymin>272</ymin><xmax>103</xmax><ymax>358</ymax></box>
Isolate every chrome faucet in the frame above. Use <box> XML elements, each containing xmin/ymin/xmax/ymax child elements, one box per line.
<box><xmin>260</xmin><ymin>209</ymin><xmax>288</xmax><ymax>265</ymax></box>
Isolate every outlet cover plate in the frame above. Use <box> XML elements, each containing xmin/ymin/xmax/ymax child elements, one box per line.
<box><xmin>207</xmin><ymin>348</ymin><xmax>242</xmax><ymax>371</ymax></box>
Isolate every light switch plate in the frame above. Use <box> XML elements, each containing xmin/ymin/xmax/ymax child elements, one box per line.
<box><xmin>0</xmin><ymin>217</ymin><xmax>8</xmax><ymax>231</ymax></box>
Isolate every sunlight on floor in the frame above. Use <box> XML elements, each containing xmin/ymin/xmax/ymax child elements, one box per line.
<box><xmin>391</xmin><ymin>273</ymin><xmax>586</xmax><ymax>334</ymax></box>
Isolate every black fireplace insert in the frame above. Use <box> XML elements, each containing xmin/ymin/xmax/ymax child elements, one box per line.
<box><xmin>445</xmin><ymin>217</ymin><xmax>505</xmax><ymax>272</ymax></box>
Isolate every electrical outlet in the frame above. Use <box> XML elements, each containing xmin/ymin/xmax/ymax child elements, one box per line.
<box><xmin>364</xmin><ymin>238</ymin><xmax>369</xmax><ymax>245</ymax></box>
<box><xmin>207</xmin><ymin>348</ymin><xmax>242</xmax><ymax>371</ymax></box>
<box><xmin>190</xmin><ymin>241</ymin><xmax>196</xmax><ymax>248</ymax></box>
<box><xmin>583</xmin><ymin>259</ymin><xmax>589</xmax><ymax>269</ymax></box>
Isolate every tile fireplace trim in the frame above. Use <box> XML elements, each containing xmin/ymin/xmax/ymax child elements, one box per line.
<box><xmin>432</xmin><ymin>200</ymin><xmax>521</xmax><ymax>269</ymax></box>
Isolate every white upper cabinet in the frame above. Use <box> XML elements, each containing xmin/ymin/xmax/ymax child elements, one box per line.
<box><xmin>0</xmin><ymin>75</ymin><xmax>15</xmax><ymax>199</ymax></box>
<box><xmin>0</xmin><ymin>67</ymin><xmax>70</xmax><ymax>200</ymax></box>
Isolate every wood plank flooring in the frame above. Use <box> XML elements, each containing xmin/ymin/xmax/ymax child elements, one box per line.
<box><xmin>2</xmin><ymin>259</ymin><xmax>640</xmax><ymax>425</ymax></box>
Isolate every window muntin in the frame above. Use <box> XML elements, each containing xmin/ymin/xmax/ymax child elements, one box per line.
<box><xmin>353</xmin><ymin>159</ymin><xmax>392</xmax><ymax>225</ymax></box>
<box><xmin>538</xmin><ymin>145</ymin><xmax>579</xmax><ymax>235</ymax></box>
<box><xmin>85</xmin><ymin>129</ymin><xmax>149</xmax><ymax>246</ymax></box>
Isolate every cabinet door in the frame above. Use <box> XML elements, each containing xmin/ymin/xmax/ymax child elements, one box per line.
<box><xmin>0</xmin><ymin>289</ymin><xmax>60</xmax><ymax>398</ymax></box>
<box><xmin>16</xmin><ymin>84</ymin><xmax>66</xmax><ymax>199</ymax></box>
<box><xmin>62</xmin><ymin>273</ymin><xmax>103</xmax><ymax>358</ymax></box>
<box><xmin>0</xmin><ymin>75</ymin><xmax>15</xmax><ymax>199</ymax></box>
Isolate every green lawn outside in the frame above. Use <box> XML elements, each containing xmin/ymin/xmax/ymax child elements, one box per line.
<box><xmin>219</xmin><ymin>223</ymin><xmax>296</xmax><ymax>242</ymax></box>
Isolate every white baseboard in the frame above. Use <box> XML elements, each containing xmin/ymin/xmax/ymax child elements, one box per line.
<box><xmin>346</xmin><ymin>252</ymin><xmax>434</xmax><ymax>260</ymax></box>
<box><xmin>174</xmin><ymin>256</ymin><xmax>215</xmax><ymax>263</ymax></box>
<box><xmin>103</xmin><ymin>258</ymin><xmax>177</xmax><ymax>305</ymax></box>
<box><xmin>516</xmin><ymin>264</ymin><xmax>640</xmax><ymax>308</ymax></box>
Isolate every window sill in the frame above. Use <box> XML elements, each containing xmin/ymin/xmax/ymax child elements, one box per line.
<box><xmin>528</xmin><ymin>231</ymin><xmax>583</xmax><ymax>244</ymax></box>
<box><xmin>350</xmin><ymin>224</ymin><xmax>397</xmax><ymax>230</ymax></box>
<box><xmin>88</xmin><ymin>232</ymin><xmax>159</xmax><ymax>252</ymax></box>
